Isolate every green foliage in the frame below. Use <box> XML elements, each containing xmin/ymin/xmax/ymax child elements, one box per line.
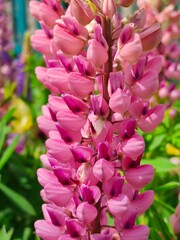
<box><xmin>0</xmin><ymin>226</ymin><xmax>13</xmax><ymax>240</ymax></box>
<box><xmin>0</xmin><ymin>135</ymin><xmax>20</xmax><ymax>170</ymax></box>
<box><xmin>0</xmin><ymin>52</ymin><xmax>45</xmax><ymax>239</ymax></box>
<box><xmin>0</xmin><ymin>183</ymin><xmax>36</xmax><ymax>216</ymax></box>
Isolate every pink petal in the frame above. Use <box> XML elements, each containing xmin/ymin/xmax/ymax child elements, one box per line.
<box><xmin>125</xmin><ymin>165</ymin><xmax>154</xmax><ymax>189</ymax></box>
<box><xmin>131</xmin><ymin>70</ymin><xmax>159</xmax><ymax>99</ymax></box>
<box><xmin>109</xmin><ymin>88</ymin><xmax>131</xmax><ymax>115</ymax></box>
<box><xmin>44</xmin><ymin>183</ymin><xmax>74</xmax><ymax>206</ymax></box>
<box><xmin>121</xmin><ymin>134</ymin><xmax>145</xmax><ymax>160</ymax></box>
<box><xmin>137</xmin><ymin>105</ymin><xmax>166</xmax><ymax>132</ymax></box>
<box><xmin>93</xmin><ymin>158</ymin><xmax>114</xmax><ymax>182</ymax></box>
<box><xmin>121</xmin><ymin>225</ymin><xmax>150</xmax><ymax>240</ymax></box>
<box><xmin>35</xmin><ymin>220</ymin><xmax>62</xmax><ymax>240</ymax></box>
<box><xmin>107</xmin><ymin>194</ymin><xmax>130</xmax><ymax>217</ymax></box>
<box><xmin>119</xmin><ymin>34</ymin><xmax>142</xmax><ymax>64</ymax></box>
<box><xmin>87</xmin><ymin>39</ymin><xmax>108</xmax><ymax>67</ymax></box>
<box><xmin>77</xmin><ymin>202</ymin><xmax>98</xmax><ymax>224</ymax></box>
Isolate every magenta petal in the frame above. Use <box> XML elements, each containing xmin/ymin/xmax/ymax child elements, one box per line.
<box><xmin>125</xmin><ymin>165</ymin><xmax>154</xmax><ymax>189</ymax></box>
<box><xmin>66</xmin><ymin>218</ymin><xmax>86</xmax><ymax>237</ymax></box>
<box><xmin>62</xmin><ymin>94</ymin><xmax>89</xmax><ymax>113</ymax></box>
<box><xmin>80</xmin><ymin>184</ymin><xmax>101</xmax><ymax>204</ymax></box>
<box><xmin>131</xmin><ymin>190</ymin><xmax>154</xmax><ymax>215</ymax></box>
<box><xmin>46</xmin><ymin>139</ymin><xmax>72</xmax><ymax>163</ymax></box>
<box><xmin>58</xmin><ymin>234</ymin><xmax>75</xmax><ymax>240</ymax></box>
<box><xmin>137</xmin><ymin>105</ymin><xmax>166</xmax><ymax>132</ymax></box>
<box><xmin>68</xmin><ymin>72</ymin><xmax>94</xmax><ymax>99</ymax></box>
<box><xmin>56</xmin><ymin>110</ymin><xmax>86</xmax><ymax>132</ymax></box>
<box><xmin>121</xmin><ymin>134</ymin><xmax>145</xmax><ymax>160</ymax></box>
<box><xmin>47</xmin><ymin>68</ymin><xmax>70</xmax><ymax>93</ymax></box>
<box><xmin>37</xmin><ymin>168</ymin><xmax>59</xmax><ymax>187</ymax></box>
<box><xmin>29</xmin><ymin>1</ymin><xmax>41</xmax><ymax>21</ymax></box>
<box><xmin>35</xmin><ymin>220</ymin><xmax>62</xmax><ymax>240</ymax></box>
<box><xmin>131</xmin><ymin>70</ymin><xmax>159</xmax><ymax>99</ymax></box>
<box><xmin>91</xmin><ymin>95</ymin><xmax>109</xmax><ymax>117</ymax></box>
<box><xmin>37</xmin><ymin>115</ymin><xmax>56</xmax><ymax>136</ymax></box>
<box><xmin>42</xmin><ymin>204</ymin><xmax>66</xmax><ymax>226</ymax></box>
<box><xmin>93</xmin><ymin>158</ymin><xmax>114</xmax><ymax>182</ymax></box>
<box><xmin>71</xmin><ymin>145</ymin><xmax>93</xmax><ymax>163</ymax></box>
<box><xmin>48</xmin><ymin>96</ymin><xmax>69</xmax><ymax>113</ymax></box>
<box><xmin>108</xmin><ymin>72</ymin><xmax>124</xmax><ymax>96</ymax></box>
<box><xmin>107</xmin><ymin>194</ymin><xmax>130</xmax><ymax>217</ymax></box>
<box><xmin>44</xmin><ymin>183</ymin><xmax>74</xmax><ymax>207</ymax></box>
<box><xmin>77</xmin><ymin>202</ymin><xmax>97</xmax><ymax>224</ymax></box>
<box><xmin>39</xmin><ymin>3</ymin><xmax>59</xmax><ymax>29</ymax></box>
<box><xmin>145</xmin><ymin>56</ymin><xmax>162</xmax><ymax>74</ymax></box>
<box><xmin>109</xmin><ymin>88</ymin><xmax>131</xmax><ymax>115</ymax></box>
<box><xmin>53</xmin><ymin>22</ymin><xmax>86</xmax><ymax>56</ymax></box>
<box><xmin>121</xmin><ymin>225</ymin><xmax>150</xmax><ymax>240</ymax></box>
<box><xmin>87</xmin><ymin>39</ymin><xmax>108</xmax><ymax>67</ymax></box>
<box><xmin>56</xmin><ymin>124</ymin><xmax>82</xmax><ymax>143</ymax></box>
<box><xmin>73</xmin><ymin>55</ymin><xmax>96</xmax><ymax>76</ymax></box>
<box><xmin>31</xmin><ymin>30</ymin><xmax>52</xmax><ymax>56</ymax></box>
<box><xmin>52</xmin><ymin>166</ymin><xmax>73</xmax><ymax>185</ymax></box>
<box><xmin>119</xmin><ymin>33</ymin><xmax>142</xmax><ymax>64</ymax></box>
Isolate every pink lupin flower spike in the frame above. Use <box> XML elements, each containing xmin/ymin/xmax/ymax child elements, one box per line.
<box><xmin>30</xmin><ymin>0</ymin><xmax>166</xmax><ymax>239</ymax></box>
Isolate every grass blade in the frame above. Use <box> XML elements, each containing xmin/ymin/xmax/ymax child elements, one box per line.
<box><xmin>0</xmin><ymin>182</ymin><xmax>36</xmax><ymax>216</ymax></box>
<box><xmin>0</xmin><ymin>135</ymin><xmax>20</xmax><ymax>170</ymax></box>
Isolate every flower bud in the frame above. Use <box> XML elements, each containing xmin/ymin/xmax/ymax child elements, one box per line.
<box><xmin>102</xmin><ymin>0</ymin><xmax>116</xmax><ymax>18</ymax></box>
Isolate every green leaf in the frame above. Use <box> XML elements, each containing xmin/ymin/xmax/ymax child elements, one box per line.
<box><xmin>0</xmin><ymin>108</ymin><xmax>15</xmax><ymax>153</ymax></box>
<box><xmin>0</xmin><ymin>123</ymin><xmax>8</xmax><ymax>154</ymax></box>
<box><xmin>142</xmin><ymin>158</ymin><xmax>177</xmax><ymax>173</ymax></box>
<box><xmin>0</xmin><ymin>108</ymin><xmax>15</xmax><ymax>123</ymax></box>
<box><xmin>149</xmin><ymin>228</ymin><xmax>162</xmax><ymax>240</ymax></box>
<box><xmin>154</xmin><ymin>196</ymin><xmax>175</xmax><ymax>213</ymax></box>
<box><xmin>0</xmin><ymin>135</ymin><xmax>20</xmax><ymax>170</ymax></box>
<box><xmin>149</xmin><ymin>205</ymin><xmax>174</xmax><ymax>239</ymax></box>
<box><xmin>155</xmin><ymin>182</ymin><xmax>180</xmax><ymax>191</ymax></box>
<box><xmin>148</xmin><ymin>134</ymin><xmax>166</xmax><ymax>151</ymax></box>
<box><xmin>0</xmin><ymin>226</ymin><xmax>13</xmax><ymax>240</ymax></box>
<box><xmin>0</xmin><ymin>182</ymin><xmax>36</xmax><ymax>216</ymax></box>
<box><xmin>22</xmin><ymin>227</ymin><xmax>31</xmax><ymax>240</ymax></box>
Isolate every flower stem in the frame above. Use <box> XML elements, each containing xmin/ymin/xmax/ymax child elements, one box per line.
<box><xmin>102</xmin><ymin>17</ymin><xmax>112</xmax><ymax>104</ymax></box>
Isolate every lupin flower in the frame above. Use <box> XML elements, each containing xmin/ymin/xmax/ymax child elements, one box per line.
<box><xmin>170</xmin><ymin>193</ymin><xmax>180</xmax><ymax>236</ymax></box>
<box><xmin>30</xmin><ymin>0</ymin><xmax>166</xmax><ymax>239</ymax></box>
<box><xmin>137</xmin><ymin>0</ymin><xmax>180</xmax><ymax>110</ymax></box>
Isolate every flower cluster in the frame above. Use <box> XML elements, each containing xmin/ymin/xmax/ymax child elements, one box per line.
<box><xmin>30</xmin><ymin>0</ymin><xmax>165</xmax><ymax>239</ymax></box>
<box><xmin>0</xmin><ymin>0</ymin><xmax>13</xmax><ymax>83</ymax></box>
<box><xmin>137</xmin><ymin>0</ymin><xmax>180</xmax><ymax>111</ymax></box>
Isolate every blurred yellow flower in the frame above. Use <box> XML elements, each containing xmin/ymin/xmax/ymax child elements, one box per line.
<box><xmin>166</xmin><ymin>143</ymin><xmax>180</xmax><ymax>156</ymax></box>
<box><xmin>85</xmin><ymin>0</ymin><xmax>97</xmax><ymax>13</ymax></box>
<box><xmin>11</xmin><ymin>97</ymin><xmax>33</xmax><ymax>134</ymax></box>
